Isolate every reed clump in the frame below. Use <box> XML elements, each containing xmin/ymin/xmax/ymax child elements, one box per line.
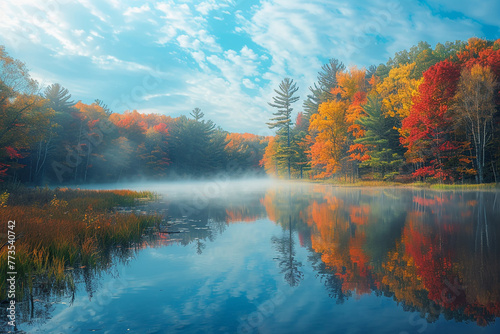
<box><xmin>0</xmin><ymin>187</ymin><xmax>160</xmax><ymax>301</ymax></box>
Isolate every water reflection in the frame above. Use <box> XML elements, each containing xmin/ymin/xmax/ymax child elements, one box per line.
<box><xmin>13</xmin><ymin>182</ymin><xmax>500</xmax><ymax>332</ymax></box>
<box><xmin>160</xmin><ymin>182</ymin><xmax>500</xmax><ymax>328</ymax></box>
<box><xmin>261</xmin><ymin>185</ymin><xmax>500</xmax><ymax>327</ymax></box>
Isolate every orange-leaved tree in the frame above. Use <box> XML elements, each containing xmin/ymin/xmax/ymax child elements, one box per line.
<box><xmin>308</xmin><ymin>100</ymin><xmax>348</xmax><ymax>178</ymax></box>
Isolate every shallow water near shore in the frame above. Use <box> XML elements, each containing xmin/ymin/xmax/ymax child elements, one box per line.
<box><xmin>19</xmin><ymin>180</ymin><xmax>500</xmax><ymax>333</ymax></box>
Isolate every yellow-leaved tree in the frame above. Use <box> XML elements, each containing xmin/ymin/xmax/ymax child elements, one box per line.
<box><xmin>308</xmin><ymin>100</ymin><xmax>348</xmax><ymax>178</ymax></box>
<box><xmin>376</xmin><ymin>62</ymin><xmax>423</xmax><ymax>137</ymax></box>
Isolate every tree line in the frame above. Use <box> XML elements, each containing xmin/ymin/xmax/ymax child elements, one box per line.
<box><xmin>0</xmin><ymin>46</ymin><xmax>268</xmax><ymax>185</ymax></box>
<box><xmin>2</xmin><ymin>38</ymin><xmax>500</xmax><ymax>185</ymax></box>
<box><xmin>263</xmin><ymin>38</ymin><xmax>500</xmax><ymax>183</ymax></box>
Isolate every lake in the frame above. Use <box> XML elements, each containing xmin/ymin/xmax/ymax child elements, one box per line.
<box><xmin>19</xmin><ymin>180</ymin><xmax>500</xmax><ymax>333</ymax></box>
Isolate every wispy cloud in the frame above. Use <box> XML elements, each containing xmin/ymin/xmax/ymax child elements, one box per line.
<box><xmin>91</xmin><ymin>55</ymin><xmax>153</xmax><ymax>72</ymax></box>
<box><xmin>76</xmin><ymin>0</ymin><xmax>109</xmax><ymax>22</ymax></box>
<box><xmin>123</xmin><ymin>3</ymin><xmax>151</xmax><ymax>17</ymax></box>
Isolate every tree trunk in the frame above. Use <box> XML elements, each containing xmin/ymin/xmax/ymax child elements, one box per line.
<box><xmin>287</xmin><ymin>122</ymin><xmax>291</xmax><ymax>180</ymax></box>
<box><xmin>74</xmin><ymin>120</ymin><xmax>83</xmax><ymax>182</ymax></box>
<box><xmin>492</xmin><ymin>161</ymin><xmax>498</xmax><ymax>184</ymax></box>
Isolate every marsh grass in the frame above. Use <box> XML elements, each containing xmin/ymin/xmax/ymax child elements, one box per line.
<box><xmin>298</xmin><ymin>179</ymin><xmax>404</xmax><ymax>187</ymax></box>
<box><xmin>428</xmin><ymin>183</ymin><xmax>498</xmax><ymax>190</ymax></box>
<box><xmin>297</xmin><ymin>178</ymin><xmax>499</xmax><ymax>190</ymax></box>
<box><xmin>0</xmin><ymin>187</ymin><xmax>160</xmax><ymax>301</ymax></box>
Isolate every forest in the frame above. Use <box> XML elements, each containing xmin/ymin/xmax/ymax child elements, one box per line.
<box><xmin>0</xmin><ymin>46</ymin><xmax>268</xmax><ymax>184</ymax></box>
<box><xmin>1</xmin><ymin>37</ymin><xmax>500</xmax><ymax>185</ymax></box>
<box><xmin>263</xmin><ymin>37</ymin><xmax>500</xmax><ymax>183</ymax></box>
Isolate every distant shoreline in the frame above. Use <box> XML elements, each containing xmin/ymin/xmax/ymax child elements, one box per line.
<box><xmin>287</xmin><ymin>179</ymin><xmax>500</xmax><ymax>191</ymax></box>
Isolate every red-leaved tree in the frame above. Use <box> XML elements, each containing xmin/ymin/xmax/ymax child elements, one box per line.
<box><xmin>401</xmin><ymin>60</ymin><xmax>468</xmax><ymax>181</ymax></box>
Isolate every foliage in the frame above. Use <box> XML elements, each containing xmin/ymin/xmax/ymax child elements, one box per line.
<box><xmin>376</xmin><ymin>63</ymin><xmax>423</xmax><ymax>136</ymax></box>
<box><xmin>0</xmin><ymin>47</ymin><xmax>268</xmax><ymax>183</ymax></box>
<box><xmin>401</xmin><ymin>60</ymin><xmax>466</xmax><ymax>181</ymax></box>
<box><xmin>355</xmin><ymin>95</ymin><xmax>403</xmax><ymax>180</ymax></box>
<box><xmin>303</xmin><ymin>59</ymin><xmax>346</xmax><ymax>119</ymax></box>
<box><xmin>308</xmin><ymin>100</ymin><xmax>348</xmax><ymax>178</ymax></box>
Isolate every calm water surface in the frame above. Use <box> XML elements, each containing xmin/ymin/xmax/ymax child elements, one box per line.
<box><xmin>20</xmin><ymin>180</ymin><xmax>500</xmax><ymax>333</ymax></box>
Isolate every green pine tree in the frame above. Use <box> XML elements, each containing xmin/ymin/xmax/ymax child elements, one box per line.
<box><xmin>267</xmin><ymin>78</ymin><xmax>300</xmax><ymax>179</ymax></box>
<box><xmin>355</xmin><ymin>95</ymin><xmax>403</xmax><ymax>180</ymax></box>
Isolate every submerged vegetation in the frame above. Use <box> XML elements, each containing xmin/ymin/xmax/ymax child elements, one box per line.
<box><xmin>0</xmin><ymin>187</ymin><xmax>161</xmax><ymax>302</ymax></box>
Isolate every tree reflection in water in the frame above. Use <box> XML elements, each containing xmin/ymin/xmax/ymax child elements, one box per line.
<box><xmin>262</xmin><ymin>185</ymin><xmax>500</xmax><ymax>327</ymax></box>
<box><xmin>271</xmin><ymin>215</ymin><xmax>304</xmax><ymax>287</ymax></box>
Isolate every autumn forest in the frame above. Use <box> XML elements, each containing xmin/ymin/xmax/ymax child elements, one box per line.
<box><xmin>263</xmin><ymin>37</ymin><xmax>500</xmax><ymax>184</ymax></box>
<box><xmin>1</xmin><ymin>37</ymin><xmax>500</xmax><ymax>186</ymax></box>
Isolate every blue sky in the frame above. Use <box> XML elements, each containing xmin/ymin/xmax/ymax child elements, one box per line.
<box><xmin>0</xmin><ymin>0</ymin><xmax>498</xmax><ymax>135</ymax></box>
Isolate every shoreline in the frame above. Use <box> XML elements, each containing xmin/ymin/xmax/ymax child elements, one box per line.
<box><xmin>287</xmin><ymin>178</ymin><xmax>500</xmax><ymax>191</ymax></box>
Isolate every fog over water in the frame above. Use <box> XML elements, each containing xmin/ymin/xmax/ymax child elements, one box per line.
<box><xmin>77</xmin><ymin>177</ymin><xmax>278</xmax><ymax>196</ymax></box>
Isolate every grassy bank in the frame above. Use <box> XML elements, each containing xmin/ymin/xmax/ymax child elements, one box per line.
<box><xmin>294</xmin><ymin>178</ymin><xmax>499</xmax><ymax>190</ymax></box>
<box><xmin>0</xmin><ymin>187</ymin><xmax>161</xmax><ymax>301</ymax></box>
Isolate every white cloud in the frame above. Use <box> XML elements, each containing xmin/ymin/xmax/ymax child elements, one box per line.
<box><xmin>0</xmin><ymin>0</ymin><xmax>110</xmax><ymax>58</ymax></box>
<box><xmin>191</xmin><ymin>50</ymin><xmax>206</xmax><ymax>63</ymax></box>
<box><xmin>183</xmin><ymin>73</ymin><xmax>271</xmax><ymax>135</ymax></box>
<box><xmin>155</xmin><ymin>1</ymin><xmax>202</xmax><ymax>44</ymax></box>
<box><xmin>242</xmin><ymin>78</ymin><xmax>256</xmax><ymax>89</ymax></box>
<box><xmin>154</xmin><ymin>1</ymin><xmax>222</xmax><ymax>53</ymax></box>
<box><xmin>143</xmin><ymin>93</ymin><xmax>172</xmax><ymax>101</ymax></box>
<box><xmin>91</xmin><ymin>55</ymin><xmax>153</xmax><ymax>72</ymax></box>
<box><xmin>177</xmin><ymin>34</ymin><xmax>201</xmax><ymax>49</ymax></box>
<box><xmin>76</xmin><ymin>0</ymin><xmax>109</xmax><ymax>22</ymax></box>
<box><xmin>123</xmin><ymin>3</ymin><xmax>151</xmax><ymax>17</ymax></box>
<box><xmin>242</xmin><ymin>0</ymin><xmax>485</xmax><ymax>69</ymax></box>
<box><xmin>72</xmin><ymin>29</ymin><xmax>85</xmax><ymax>37</ymax></box>
<box><xmin>104</xmin><ymin>0</ymin><xmax>121</xmax><ymax>9</ymax></box>
<box><xmin>195</xmin><ymin>1</ymin><xmax>221</xmax><ymax>15</ymax></box>
<box><xmin>205</xmin><ymin>46</ymin><xmax>260</xmax><ymax>84</ymax></box>
<box><xmin>90</xmin><ymin>30</ymin><xmax>104</xmax><ymax>38</ymax></box>
<box><xmin>427</xmin><ymin>0</ymin><xmax>500</xmax><ymax>28</ymax></box>
<box><xmin>194</xmin><ymin>0</ymin><xmax>234</xmax><ymax>15</ymax></box>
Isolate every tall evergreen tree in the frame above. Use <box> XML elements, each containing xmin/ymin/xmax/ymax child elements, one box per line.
<box><xmin>190</xmin><ymin>107</ymin><xmax>204</xmax><ymax>121</ymax></box>
<box><xmin>94</xmin><ymin>99</ymin><xmax>112</xmax><ymax>115</ymax></box>
<box><xmin>303</xmin><ymin>59</ymin><xmax>345</xmax><ymax>119</ymax></box>
<box><xmin>355</xmin><ymin>95</ymin><xmax>403</xmax><ymax>180</ymax></box>
<box><xmin>44</xmin><ymin>83</ymin><xmax>75</xmax><ymax>111</ymax></box>
<box><xmin>267</xmin><ymin>78</ymin><xmax>300</xmax><ymax>179</ymax></box>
